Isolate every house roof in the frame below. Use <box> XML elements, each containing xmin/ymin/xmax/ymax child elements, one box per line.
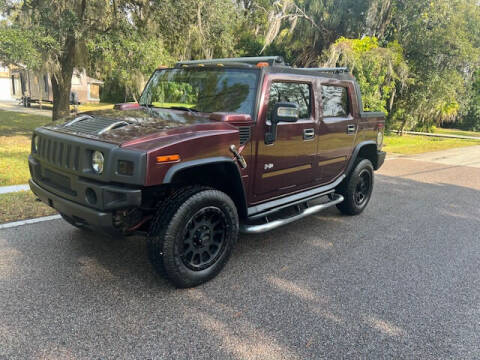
<box><xmin>86</xmin><ymin>76</ymin><xmax>104</xmax><ymax>85</ymax></box>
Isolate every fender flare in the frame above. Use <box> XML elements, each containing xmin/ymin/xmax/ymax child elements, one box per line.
<box><xmin>345</xmin><ymin>141</ymin><xmax>377</xmax><ymax>176</ymax></box>
<box><xmin>163</xmin><ymin>156</ymin><xmax>248</xmax><ymax>218</ymax></box>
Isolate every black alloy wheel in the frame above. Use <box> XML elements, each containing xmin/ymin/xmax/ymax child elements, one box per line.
<box><xmin>147</xmin><ymin>186</ymin><xmax>239</xmax><ymax>288</ymax></box>
<box><xmin>182</xmin><ymin>206</ymin><xmax>227</xmax><ymax>271</ymax></box>
<box><xmin>336</xmin><ymin>158</ymin><xmax>374</xmax><ymax>215</ymax></box>
<box><xmin>353</xmin><ymin>169</ymin><xmax>372</xmax><ymax>207</ymax></box>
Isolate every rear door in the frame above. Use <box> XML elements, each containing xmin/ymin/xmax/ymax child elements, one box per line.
<box><xmin>253</xmin><ymin>78</ymin><xmax>317</xmax><ymax>199</ymax></box>
<box><xmin>316</xmin><ymin>82</ymin><xmax>358</xmax><ymax>183</ymax></box>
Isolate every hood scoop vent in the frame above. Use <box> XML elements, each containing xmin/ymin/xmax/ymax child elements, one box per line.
<box><xmin>64</xmin><ymin>115</ymin><xmax>130</xmax><ymax>135</ymax></box>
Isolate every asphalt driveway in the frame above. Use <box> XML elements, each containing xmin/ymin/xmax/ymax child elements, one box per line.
<box><xmin>1</xmin><ymin>150</ymin><xmax>479</xmax><ymax>359</ymax></box>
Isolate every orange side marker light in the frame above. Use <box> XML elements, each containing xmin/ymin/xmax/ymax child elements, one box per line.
<box><xmin>156</xmin><ymin>154</ymin><xmax>181</xmax><ymax>163</ymax></box>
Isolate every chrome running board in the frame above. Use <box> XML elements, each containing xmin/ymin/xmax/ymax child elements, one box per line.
<box><xmin>240</xmin><ymin>194</ymin><xmax>344</xmax><ymax>234</ymax></box>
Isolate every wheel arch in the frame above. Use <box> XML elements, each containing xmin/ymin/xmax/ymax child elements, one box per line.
<box><xmin>346</xmin><ymin>141</ymin><xmax>379</xmax><ymax>175</ymax></box>
<box><xmin>163</xmin><ymin>157</ymin><xmax>248</xmax><ymax>219</ymax></box>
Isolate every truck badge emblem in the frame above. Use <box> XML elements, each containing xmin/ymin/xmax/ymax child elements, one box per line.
<box><xmin>264</xmin><ymin>163</ymin><xmax>274</xmax><ymax>170</ymax></box>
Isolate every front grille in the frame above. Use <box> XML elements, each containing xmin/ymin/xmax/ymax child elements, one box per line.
<box><xmin>239</xmin><ymin>126</ymin><xmax>251</xmax><ymax>145</ymax></box>
<box><xmin>37</xmin><ymin>135</ymin><xmax>81</xmax><ymax>171</ymax></box>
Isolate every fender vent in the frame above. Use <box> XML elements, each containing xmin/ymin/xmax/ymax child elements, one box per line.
<box><xmin>239</xmin><ymin>126</ymin><xmax>251</xmax><ymax>145</ymax></box>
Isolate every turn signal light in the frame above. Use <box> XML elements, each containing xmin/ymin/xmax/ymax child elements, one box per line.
<box><xmin>256</xmin><ymin>62</ymin><xmax>269</xmax><ymax>68</ymax></box>
<box><xmin>156</xmin><ymin>154</ymin><xmax>181</xmax><ymax>163</ymax></box>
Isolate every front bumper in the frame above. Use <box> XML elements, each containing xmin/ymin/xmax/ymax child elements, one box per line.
<box><xmin>29</xmin><ymin>179</ymin><xmax>141</xmax><ymax>233</ymax></box>
<box><xmin>375</xmin><ymin>151</ymin><xmax>386</xmax><ymax>170</ymax></box>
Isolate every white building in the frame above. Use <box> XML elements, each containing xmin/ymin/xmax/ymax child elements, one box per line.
<box><xmin>0</xmin><ymin>64</ymin><xmax>22</xmax><ymax>101</ymax></box>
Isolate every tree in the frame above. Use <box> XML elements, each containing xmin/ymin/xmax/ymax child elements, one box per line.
<box><xmin>0</xmin><ymin>0</ymin><xmax>123</xmax><ymax>120</ymax></box>
<box><xmin>323</xmin><ymin>37</ymin><xmax>410</xmax><ymax>118</ymax></box>
<box><xmin>87</xmin><ymin>30</ymin><xmax>172</xmax><ymax>103</ymax></box>
<box><xmin>149</xmin><ymin>0</ymin><xmax>242</xmax><ymax>60</ymax></box>
<box><xmin>463</xmin><ymin>70</ymin><xmax>480</xmax><ymax>131</ymax></box>
<box><xmin>388</xmin><ymin>0</ymin><xmax>480</xmax><ymax>131</ymax></box>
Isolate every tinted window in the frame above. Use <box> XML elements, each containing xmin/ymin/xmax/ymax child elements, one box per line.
<box><xmin>322</xmin><ymin>85</ymin><xmax>349</xmax><ymax>117</ymax></box>
<box><xmin>140</xmin><ymin>69</ymin><xmax>259</xmax><ymax>116</ymax></box>
<box><xmin>268</xmin><ymin>82</ymin><xmax>311</xmax><ymax>120</ymax></box>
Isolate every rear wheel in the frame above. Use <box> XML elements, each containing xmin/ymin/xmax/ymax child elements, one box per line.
<box><xmin>147</xmin><ymin>186</ymin><xmax>239</xmax><ymax>288</ymax></box>
<box><xmin>336</xmin><ymin>159</ymin><xmax>374</xmax><ymax>215</ymax></box>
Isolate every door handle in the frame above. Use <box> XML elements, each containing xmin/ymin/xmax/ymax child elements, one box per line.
<box><xmin>303</xmin><ymin>128</ymin><xmax>315</xmax><ymax>140</ymax></box>
<box><xmin>347</xmin><ymin>124</ymin><xmax>356</xmax><ymax>134</ymax></box>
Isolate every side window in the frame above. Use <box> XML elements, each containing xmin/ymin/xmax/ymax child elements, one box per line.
<box><xmin>321</xmin><ymin>85</ymin><xmax>349</xmax><ymax>117</ymax></box>
<box><xmin>267</xmin><ymin>82</ymin><xmax>312</xmax><ymax>120</ymax></box>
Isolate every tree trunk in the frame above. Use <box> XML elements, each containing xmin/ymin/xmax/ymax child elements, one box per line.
<box><xmin>51</xmin><ymin>34</ymin><xmax>76</xmax><ymax>121</ymax></box>
<box><xmin>51</xmin><ymin>72</ymin><xmax>72</xmax><ymax>121</ymax></box>
<box><xmin>399</xmin><ymin>117</ymin><xmax>408</xmax><ymax>135</ymax></box>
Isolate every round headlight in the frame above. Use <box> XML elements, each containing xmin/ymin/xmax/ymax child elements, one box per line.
<box><xmin>376</xmin><ymin>130</ymin><xmax>384</xmax><ymax>149</ymax></box>
<box><xmin>33</xmin><ymin>135</ymin><xmax>39</xmax><ymax>152</ymax></box>
<box><xmin>92</xmin><ymin>151</ymin><xmax>104</xmax><ymax>174</ymax></box>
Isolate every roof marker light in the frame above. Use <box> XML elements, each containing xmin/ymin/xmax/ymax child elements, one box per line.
<box><xmin>256</xmin><ymin>62</ymin><xmax>269</xmax><ymax>68</ymax></box>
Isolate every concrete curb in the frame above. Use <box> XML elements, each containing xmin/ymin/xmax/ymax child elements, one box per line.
<box><xmin>0</xmin><ymin>184</ymin><xmax>30</xmax><ymax>194</ymax></box>
<box><xmin>396</xmin><ymin>130</ymin><xmax>480</xmax><ymax>140</ymax></box>
<box><xmin>0</xmin><ymin>215</ymin><xmax>61</xmax><ymax>230</ymax></box>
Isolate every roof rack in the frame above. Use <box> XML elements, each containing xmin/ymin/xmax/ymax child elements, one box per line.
<box><xmin>175</xmin><ymin>56</ymin><xmax>286</xmax><ymax>67</ymax></box>
<box><xmin>302</xmin><ymin>67</ymin><xmax>350</xmax><ymax>74</ymax></box>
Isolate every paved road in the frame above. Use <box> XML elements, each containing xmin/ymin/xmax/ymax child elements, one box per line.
<box><xmin>0</xmin><ymin>100</ymin><xmax>52</xmax><ymax>117</ymax></box>
<box><xmin>1</xmin><ymin>152</ymin><xmax>480</xmax><ymax>359</ymax></box>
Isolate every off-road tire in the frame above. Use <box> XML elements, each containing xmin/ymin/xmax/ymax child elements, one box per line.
<box><xmin>147</xmin><ymin>186</ymin><xmax>239</xmax><ymax>288</ymax></box>
<box><xmin>336</xmin><ymin>159</ymin><xmax>374</xmax><ymax>216</ymax></box>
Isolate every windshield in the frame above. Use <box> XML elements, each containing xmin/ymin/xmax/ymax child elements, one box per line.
<box><xmin>139</xmin><ymin>68</ymin><xmax>259</xmax><ymax>116</ymax></box>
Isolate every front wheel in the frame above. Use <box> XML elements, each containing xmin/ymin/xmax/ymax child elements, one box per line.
<box><xmin>147</xmin><ymin>186</ymin><xmax>239</xmax><ymax>288</ymax></box>
<box><xmin>336</xmin><ymin>159</ymin><xmax>374</xmax><ymax>215</ymax></box>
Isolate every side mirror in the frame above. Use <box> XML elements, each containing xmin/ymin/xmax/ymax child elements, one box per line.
<box><xmin>266</xmin><ymin>102</ymin><xmax>299</xmax><ymax>144</ymax></box>
<box><xmin>273</xmin><ymin>102</ymin><xmax>299</xmax><ymax>123</ymax></box>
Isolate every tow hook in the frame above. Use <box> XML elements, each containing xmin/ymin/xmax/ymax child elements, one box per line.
<box><xmin>229</xmin><ymin>145</ymin><xmax>247</xmax><ymax>169</ymax></box>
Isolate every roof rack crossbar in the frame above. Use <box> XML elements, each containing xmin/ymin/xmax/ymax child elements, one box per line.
<box><xmin>175</xmin><ymin>56</ymin><xmax>285</xmax><ymax>67</ymax></box>
<box><xmin>302</xmin><ymin>67</ymin><xmax>349</xmax><ymax>74</ymax></box>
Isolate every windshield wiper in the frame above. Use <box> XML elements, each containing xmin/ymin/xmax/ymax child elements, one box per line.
<box><xmin>140</xmin><ymin>104</ymin><xmax>201</xmax><ymax>113</ymax></box>
<box><xmin>167</xmin><ymin>106</ymin><xmax>200</xmax><ymax>113</ymax></box>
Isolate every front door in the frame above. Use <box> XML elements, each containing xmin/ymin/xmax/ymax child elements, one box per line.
<box><xmin>253</xmin><ymin>79</ymin><xmax>317</xmax><ymax>199</ymax></box>
<box><xmin>316</xmin><ymin>82</ymin><xmax>357</xmax><ymax>183</ymax></box>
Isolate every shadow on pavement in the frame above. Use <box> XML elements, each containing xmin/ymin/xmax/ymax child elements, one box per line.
<box><xmin>1</xmin><ymin>174</ymin><xmax>479</xmax><ymax>359</ymax></box>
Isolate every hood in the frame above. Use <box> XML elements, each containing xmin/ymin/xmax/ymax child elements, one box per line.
<box><xmin>43</xmin><ymin>107</ymin><xmax>214</xmax><ymax>145</ymax></box>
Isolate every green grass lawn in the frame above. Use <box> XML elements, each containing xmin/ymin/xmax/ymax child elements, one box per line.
<box><xmin>26</xmin><ymin>101</ymin><xmax>115</xmax><ymax>113</ymax></box>
<box><xmin>0</xmin><ymin>110</ymin><xmax>51</xmax><ymax>186</ymax></box>
<box><xmin>384</xmin><ymin>134</ymin><xmax>480</xmax><ymax>155</ymax></box>
<box><xmin>434</xmin><ymin>128</ymin><xmax>480</xmax><ymax>138</ymax></box>
<box><xmin>0</xmin><ymin>191</ymin><xmax>57</xmax><ymax>224</ymax></box>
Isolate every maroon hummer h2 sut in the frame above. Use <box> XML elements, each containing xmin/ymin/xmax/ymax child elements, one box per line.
<box><xmin>29</xmin><ymin>56</ymin><xmax>386</xmax><ymax>287</ymax></box>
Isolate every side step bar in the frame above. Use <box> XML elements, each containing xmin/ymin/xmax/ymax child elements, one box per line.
<box><xmin>240</xmin><ymin>194</ymin><xmax>344</xmax><ymax>234</ymax></box>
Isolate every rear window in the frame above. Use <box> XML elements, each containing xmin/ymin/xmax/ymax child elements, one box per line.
<box><xmin>322</xmin><ymin>85</ymin><xmax>349</xmax><ymax>117</ymax></box>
